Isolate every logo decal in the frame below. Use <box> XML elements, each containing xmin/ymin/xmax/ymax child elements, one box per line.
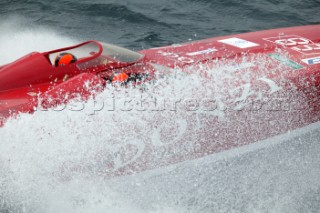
<box><xmin>268</xmin><ymin>53</ymin><xmax>304</xmax><ymax>70</ymax></box>
<box><xmin>301</xmin><ymin>57</ymin><xmax>320</xmax><ymax>65</ymax></box>
<box><xmin>218</xmin><ymin>38</ymin><xmax>259</xmax><ymax>49</ymax></box>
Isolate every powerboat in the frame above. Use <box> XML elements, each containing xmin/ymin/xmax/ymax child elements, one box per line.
<box><xmin>1</xmin><ymin>25</ymin><xmax>320</xmax><ymax>176</ymax></box>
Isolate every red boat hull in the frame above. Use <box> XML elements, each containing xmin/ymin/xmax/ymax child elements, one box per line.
<box><xmin>1</xmin><ymin>25</ymin><xmax>320</xmax><ymax>177</ymax></box>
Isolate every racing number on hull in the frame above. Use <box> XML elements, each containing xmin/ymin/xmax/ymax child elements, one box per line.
<box><xmin>274</xmin><ymin>37</ymin><xmax>309</xmax><ymax>46</ymax></box>
<box><xmin>292</xmin><ymin>43</ymin><xmax>320</xmax><ymax>52</ymax></box>
<box><xmin>264</xmin><ymin>35</ymin><xmax>320</xmax><ymax>55</ymax></box>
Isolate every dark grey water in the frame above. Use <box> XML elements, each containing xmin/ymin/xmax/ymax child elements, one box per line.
<box><xmin>1</xmin><ymin>1</ymin><xmax>320</xmax><ymax>213</ymax></box>
<box><xmin>1</xmin><ymin>0</ymin><xmax>320</xmax><ymax>50</ymax></box>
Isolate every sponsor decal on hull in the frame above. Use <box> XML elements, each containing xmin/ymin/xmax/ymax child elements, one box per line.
<box><xmin>186</xmin><ymin>48</ymin><xmax>217</xmax><ymax>56</ymax></box>
<box><xmin>268</xmin><ymin>53</ymin><xmax>304</xmax><ymax>70</ymax></box>
<box><xmin>218</xmin><ymin>37</ymin><xmax>259</xmax><ymax>49</ymax></box>
<box><xmin>301</xmin><ymin>56</ymin><xmax>320</xmax><ymax>65</ymax></box>
<box><xmin>158</xmin><ymin>51</ymin><xmax>195</xmax><ymax>64</ymax></box>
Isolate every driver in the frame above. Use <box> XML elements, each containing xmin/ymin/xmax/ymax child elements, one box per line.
<box><xmin>54</xmin><ymin>53</ymin><xmax>77</xmax><ymax>67</ymax></box>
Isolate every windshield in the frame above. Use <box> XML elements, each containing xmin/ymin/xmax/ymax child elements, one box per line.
<box><xmin>100</xmin><ymin>42</ymin><xmax>144</xmax><ymax>63</ymax></box>
<box><xmin>48</xmin><ymin>41</ymin><xmax>144</xmax><ymax>70</ymax></box>
<box><xmin>48</xmin><ymin>42</ymin><xmax>100</xmax><ymax>65</ymax></box>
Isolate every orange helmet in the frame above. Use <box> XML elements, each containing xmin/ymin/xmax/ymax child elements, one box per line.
<box><xmin>111</xmin><ymin>72</ymin><xmax>129</xmax><ymax>83</ymax></box>
<box><xmin>54</xmin><ymin>53</ymin><xmax>77</xmax><ymax>67</ymax></box>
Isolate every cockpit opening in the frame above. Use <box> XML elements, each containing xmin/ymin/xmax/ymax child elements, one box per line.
<box><xmin>47</xmin><ymin>41</ymin><xmax>144</xmax><ymax>67</ymax></box>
